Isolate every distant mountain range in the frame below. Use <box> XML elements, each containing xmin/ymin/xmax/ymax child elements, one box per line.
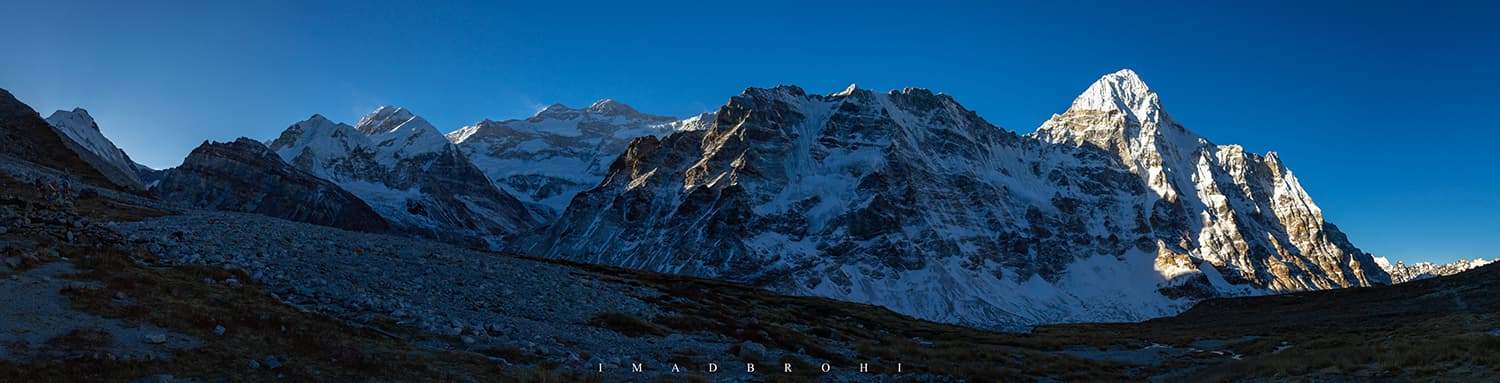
<box><xmin>7</xmin><ymin>69</ymin><xmax>1416</xmax><ymax>330</ymax></box>
<box><xmin>1376</xmin><ymin>256</ymin><xmax>1493</xmax><ymax>283</ymax></box>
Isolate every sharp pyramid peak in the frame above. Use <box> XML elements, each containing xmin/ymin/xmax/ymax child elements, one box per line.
<box><xmin>1069</xmin><ymin>68</ymin><xmax>1163</xmax><ymax>119</ymax></box>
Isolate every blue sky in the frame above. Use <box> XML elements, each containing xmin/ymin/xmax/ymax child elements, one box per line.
<box><xmin>3</xmin><ymin>0</ymin><xmax>1496</xmax><ymax>264</ymax></box>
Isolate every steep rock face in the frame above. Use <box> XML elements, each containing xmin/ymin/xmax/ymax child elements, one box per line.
<box><xmin>1376</xmin><ymin>256</ymin><xmax>1492</xmax><ymax>283</ymax></box>
<box><xmin>267</xmin><ymin>109</ymin><xmax>535</xmax><ymax>248</ymax></box>
<box><xmin>155</xmin><ymin>138</ymin><xmax>390</xmax><ymax>232</ymax></box>
<box><xmin>0</xmin><ymin>88</ymin><xmax>116</xmax><ymax>189</ymax></box>
<box><xmin>45</xmin><ymin>108</ymin><xmax>146</xmax><ymax>191</ymax></box>
<box><xmin>527</xmin><ymin>73</ymin><xmax>1387</xmax><ymax>330</ymax></box>
<box><xmin>1032</xmin><ymin>69</ymin><xmax>1387</xmax><ymax>291</ymax></box>
<box><xmin>447</xmin><ymin>100</ymin><xmax>711</xmax><ymax>220</ymax></box>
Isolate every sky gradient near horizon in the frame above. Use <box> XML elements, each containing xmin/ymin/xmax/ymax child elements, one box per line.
<box><xmin>3</xmin><ymin>0</ymin><xmax>1497</xmax><ymax>264</ymax></box>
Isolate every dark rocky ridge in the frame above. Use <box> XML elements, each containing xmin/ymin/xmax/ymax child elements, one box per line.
<box><xmin>155</xmin><ymin>138</ymin><xmax>390</xmax><ymax>232</ymax></box>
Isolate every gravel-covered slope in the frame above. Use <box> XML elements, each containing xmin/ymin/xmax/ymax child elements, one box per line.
<box><xmin>109</xmin><ymin>211</ymin><xmax>706</xmax><ymax>373</ymax></box>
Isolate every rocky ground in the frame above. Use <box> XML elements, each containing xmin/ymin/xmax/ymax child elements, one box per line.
<box><xmin>2</xmin><ymin>157</ymin><xmax>1498</xmax><ymax>381</ymax></box>
<box><xmin>0</xmin><ymin>262</ymin><xmax>201</xmax><ymax>363</ymax></box>
<box><xmin>110</xmin><ymin>211</ymin><xmax>686</xmax><ymax>369</ymax></box>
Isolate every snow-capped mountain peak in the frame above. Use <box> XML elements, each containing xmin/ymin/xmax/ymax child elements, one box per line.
<box><xmin>48</xmin><ymin>108</ymin><xmax>99</xmax><ymax>131</ymax></box>
<box><xmin>44</xmin><ymin>107</ymin><xmax>146</xmax><ymax>190</ymax></box>
<box><xmin>267</xmin><ymin>114</ymin><xmax>371</xmax><ymax>181</ymax></box>
<box><xmin>288</xmin><ymin>113</ymin><xmax>354</xmax><ymax>136</ymax></box>
<box><xmin>1069</xmin><ymin>68</ymin><xmax>1162</xmax><ymax>121</ymax></box>
<box><xmin>352</xmin><ymin>106</ymin><xmax>449</xmax><ymax>161</ymax></box>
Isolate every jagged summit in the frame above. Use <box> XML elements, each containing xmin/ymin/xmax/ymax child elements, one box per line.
<box><xmin>1068</xmin><ymin>69</ymin><xmax>1163</xmax><ymax>122</ymax></box>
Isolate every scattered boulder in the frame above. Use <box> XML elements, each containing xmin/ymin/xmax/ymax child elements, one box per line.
<box><xmin>736</xmin><ymin>341</ymin><xmax>767</xmax><ymax>361</ymax></box>
<box><xmin>144</xmin><ymin>334</ymin><xmax>167</xmax><ymax>344</ymax></box>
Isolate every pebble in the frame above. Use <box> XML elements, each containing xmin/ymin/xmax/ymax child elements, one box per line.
<box><xmin>214</xmin><ymin>325</ymin><xmax>226</xmax><ymax>336</ymax></box>
<box><xmin>265</xmin><ymin>356</ymin><xmax>282</xmax><ymax>369</ymax></box>
<box><xmin>249</xmin><ymin>359</ymin><xmax>260</xmax><ymax>369</ymax></box>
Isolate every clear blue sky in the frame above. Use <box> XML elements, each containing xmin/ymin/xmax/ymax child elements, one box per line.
<box><xmin>3</xmin><ymin>0</ymin><xmax>1496</xmax><ymax>264</ymax></box>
